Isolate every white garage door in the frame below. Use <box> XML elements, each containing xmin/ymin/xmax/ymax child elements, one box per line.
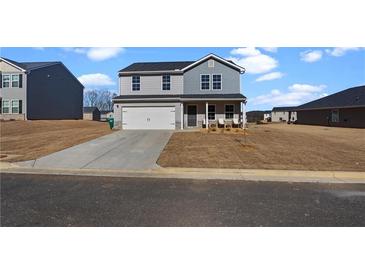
<box><xmin>122</xmin><ymin>107</ymin><xmax>175</xmax><ymax>130</ymax></box>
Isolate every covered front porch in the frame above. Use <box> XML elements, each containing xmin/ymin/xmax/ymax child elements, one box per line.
<box><xmin>182</xmin><ymin>100</ymin><xmax>246</xmax><ymax>129</ymax></box>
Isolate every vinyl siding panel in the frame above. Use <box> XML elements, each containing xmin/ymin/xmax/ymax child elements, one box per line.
<box><xmin>296</xmin><ymin>107</ymin><xmax>365</xmax><ymax>128</ymax></box>
<box><xmin>183</xmin><ymin>59</ymin><xmax>241</xmax><ymax>94</ymax></box>
<box><xmin>120</xmin><ymin>75</ymin><xmax>183</xmax><ymax>95</ymax></box>
<box><xmin>27</xmin><ymin>64</ymin><xmax>83</xmax><ymax>119</ymax></box>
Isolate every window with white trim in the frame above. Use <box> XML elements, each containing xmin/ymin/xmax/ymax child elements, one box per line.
<box><xmin>201</xmin><ymin>74</ymin><xmax>210</xmax><ymax>90</ymax></box>
<box><xmin>2</xmin><ymin>100</ymin><xmax>10</xmax><ymax>114</ymax></box>
<box><xmin>331</xmin><ymin>109</ymin><xmax>339</xmax><ymax>122</ymax></box>
<box><xmin>212</xmin><ymin>74</ymin><xmax>222</xmax><ymax>90</ymax></box>
<box><xmin>225</xmin><ymin>104</ymin><xmax>234</xmax><ymax>119</ymax></box>
<box><xmin>132</xmin><ymin>75</ymin><xmax>140</xmax><ymax>91</ymax></box>
<box><xmin>11</xmin><ymin>74</ymin><xmax>19</xmax><ymax>87</ymax></box>
<box><xmin>208</xmin><ymin>105</ymin><xmax>215</xmax><ymax>120</ymax></box>
<box><xmin>162</xmin><ymin>75</ymin><xmax>171</xmax><ymax>91</ymax></box>
<box><xmin>11</xmin><ymin>100</ymin><xmax>19</xmax><ymax>114</ymax></box>
<box><xmin>3</xmin><ymin>74</ymin><xmax>10</xmax><ymax>88</ymax></box>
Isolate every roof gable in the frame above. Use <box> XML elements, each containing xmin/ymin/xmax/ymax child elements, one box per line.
<box><xmin>0</xmin><ymin>57</ymin><xmax>61</xmax><ymax>72</ymax></box>
<box><xmin>118</xmin><ymin>53</ymin><xmax>245</xmax><ymax>74</ymax></box>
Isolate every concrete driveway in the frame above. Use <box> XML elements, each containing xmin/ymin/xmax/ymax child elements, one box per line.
<box><xmin>20</xmin><ymin>130</ymin><xmax>173</xmax><ymax>170</ymax></box>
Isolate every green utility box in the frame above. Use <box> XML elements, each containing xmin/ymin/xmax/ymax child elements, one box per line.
<box><xmin>107</xmin><ymin>118</ymin><xmax>114</xmax><ymax>129</ymax></box>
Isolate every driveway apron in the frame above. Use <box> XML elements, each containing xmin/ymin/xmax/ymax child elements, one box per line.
<box><xmin>26</xmin><ymin>130</ymin><xmax>173</xmax><ymax>170</ymax></box>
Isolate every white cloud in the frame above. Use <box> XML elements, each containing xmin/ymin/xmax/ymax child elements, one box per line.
<box><xmin>228</xmin><ymin>47</ymin><xmax>278</xmax><ymax>74</ymax></box>
<box><xmin>250</xmin><ymin>84</ymin><xmax>327</xmax><ymax>106</ymax></box>
<box><xmin>325</xmin><ymin>47</ymin><xmax>360</xmax><ymax>57</ymax></box>
<box><xmin>87</xmin><ymin>47</ymin><xmax>124</xmax><ymax>61</ymax></box>
<box><xmin>63</xmin><ymin>47</ymin><xmax>124</xmax><ymax>61</ymax></box>
<box><xmin>288</xmin><ymin>83</ymin><xmax>327</xmax><ymax>93</ymax></box>
<box><xmin>300</xmin><ymin>50</ymin><xmax>322</xmax><ymax>63</ymax></box>
<box><xmin>261</xmin><ymin>47</ymin><xmax>278</xmax><ymax>53</ymax></box>
<box><xmin>230</xmin><ymin>47</ymin><xmax>261</xmax><ymax>56</ymax></box>
<box><xmin>77</xmin><ymin>73</ymin><xmax>115</xmax><ymax>87</ymax></box>
<box><xmin>255</xmin><ymin>72</ymin><xmax>284</xmax><ymax>82</ymax></box>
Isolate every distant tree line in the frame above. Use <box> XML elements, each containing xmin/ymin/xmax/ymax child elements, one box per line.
<box><xmin>84</xmin><ymin>90</ymin><xmax>118</xmax><ymax>111</ymax></box>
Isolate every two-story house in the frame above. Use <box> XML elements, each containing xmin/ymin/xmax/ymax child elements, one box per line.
<box><xmin>113</xmin><ymin>53</ymin><xmax>246</xmax><ymax>130</ymax></box>
<box><xmin>0</xmin><ymin>57</ymin><xmax>84</xmax><ymax>120</ymax></box>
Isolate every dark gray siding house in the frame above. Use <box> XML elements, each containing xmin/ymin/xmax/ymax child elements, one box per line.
<box><xmin>295</xmin><ymin>85</ymin><xmax>365</xmax><ymax>128</ymax></box>
<box><xmin>83</xmin><ymin>107</ymin><xmax>101</xmax><ymax>121</ymax></box>
<box><xmin>0</xmin><ymin>57</ymin><xmax>84</xmax><ymax>120</ymax></box>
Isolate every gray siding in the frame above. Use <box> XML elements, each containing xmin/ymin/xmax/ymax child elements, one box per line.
<box><xmin>120</xmin><ymin>75</ymin><xmax>183</xmax><ymax>95</ymax></box>
<box><xmin>27</xmin><ymin>64</ymin><xmax>83</xmax><ymax>119</ymax></box>
<box><xmin>0</xmin><ymin>60</ymin><xmax>27</xmax><ymax>119</ymax></box>
<box><xmin>183</xmin><ymin>59</ymin><xmax>241</xmax><ymax>94</ymax></box>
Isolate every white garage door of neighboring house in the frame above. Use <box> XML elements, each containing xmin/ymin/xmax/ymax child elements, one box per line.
<box><xmin>122</xmin><ymin>107</ymin><xmax>175</xmax><ymax>130</ymax></box>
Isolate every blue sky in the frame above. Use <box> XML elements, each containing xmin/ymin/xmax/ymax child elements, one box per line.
<box><xmin>1</xmin><ymin>47</ymin><xmax>364</xmax><ymax>111</ymax></box>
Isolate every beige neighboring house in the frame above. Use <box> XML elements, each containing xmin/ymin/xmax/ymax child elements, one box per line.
<box><xmin>271</xmin><ymin>107</ymin><xmax>297</xmax><ymax>123</ymax></box>
<box><xmin>83</xmin><ymin>107</ymin><xmax>100</xmax><ymax>121</ymax></box>
<box><xmin>100</xmin><ymin>110</ymin><xmax>113</xmax><ymax>121</ymax></box>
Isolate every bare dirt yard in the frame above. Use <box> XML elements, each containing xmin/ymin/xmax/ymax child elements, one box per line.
<box><xmin>157</xmin><ymin>123</ymin><xmax>365</xmax><ymax>171</ymax></box>
<box><xmin>0</xmin><ymin>120</ymin><xmax>115</xmax><ymax>162</ymax></box>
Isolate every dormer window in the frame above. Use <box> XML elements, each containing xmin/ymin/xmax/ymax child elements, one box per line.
<box><xmin>132</xmin><ymin>75</ymin><xmax>140</xmax><ymax>91</ymax></box>
<box><xmin>201</xmin><ymin>74</ymin><xmax>210</xmax><ymax>90</ymax></box>
<box><xmin>162</xmin><ymin>74</ymin><xmax>171</xmax><ymax>91</ymax></box>
<box><xmin>212</xmin><ymin>74</ymin><xmax>222</xmax><ymax>90</ymax></box>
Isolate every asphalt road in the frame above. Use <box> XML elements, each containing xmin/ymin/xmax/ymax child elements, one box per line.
<box><xmin>1</xmin><ymin>173</ymin><xmax>364</xmax><ymax>226</ymax></box>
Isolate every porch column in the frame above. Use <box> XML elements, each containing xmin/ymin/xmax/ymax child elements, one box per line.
<box><xmin>241</xmin><ymin>101</ymin><xmax>246</xmax><ymax>128</ymax></box>
<box><xmin>205</xmin><ymin>101</ymin><xmax>209</xmax><ymax>130</ymax></box>
<box><xmin>180</xmin><ymin>103</ymin><xmax>183</xmax><ymax>130</ymax></box>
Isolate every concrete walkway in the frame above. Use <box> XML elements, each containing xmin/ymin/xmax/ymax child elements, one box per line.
<box><xmin>17</xmin><ymin>130</ymin><xmax>173</xmax><ymax>170</ymax></box>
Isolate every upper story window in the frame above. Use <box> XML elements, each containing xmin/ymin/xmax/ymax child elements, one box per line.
<box><xmin>162</xmin><ymin>75</ymin><xmax>171</xmax><ymax>91</ymax></box>
<box><xmin>201</xmin><ymin>74</ymin><xmax>210</xmax><ymax>90</ymax></box>
<box><xmin>11</xmin><ymin>75</ymin><xmax>19</xmax><ymax>87</ymax></box>
<box><xmin>212</xmin><ymin>74</ymin><xmax>222</xmax><ymax>90</ymax></box>
<box><xmin>2</xmin><ymin>74</ymin><xmax>10</xmax><ymax>88</ymax></box>
<box><xmin>1</xmin><ymin>74</ymin><xmax>22</xmax><ymax>88</ymax></box>
<box><xmin>132</xmin><ymin>75</ymin><xmax>140</xmax><ymax>91</ymax></box>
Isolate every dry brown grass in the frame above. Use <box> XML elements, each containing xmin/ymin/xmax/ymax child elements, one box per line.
<box><xmin>158</xmin><ymin>123</ymin><xmax>365</xmax><ymax>171</ymax></box>
<box><xmin>0</xmin><ymin>120</ymin><xmax>115</xmax><ymax>162</ymax></box>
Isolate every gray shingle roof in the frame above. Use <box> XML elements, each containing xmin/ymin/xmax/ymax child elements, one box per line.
<box><xmin>296</xmin><ymin>85</ymin><xmax>365</xmax><ymax>110</ymax></box>
<box><xmin>1</xmin><ymin>57</ymin><xmax>61</xmax><ymax>71</ymax></box>
<box><xmin>272</xmin><ymin>106</ymin><xmax>298</xmax><ymax>112</ymax></box>
<box><xmin>119</xmin><ymin>61</ymin><xmax>194</xmax><ymax>72</ymax></box>
<box><xmin>113</xmin><ymin>93</ymin><xmax>246</xmax><ymax>100</ymax></box>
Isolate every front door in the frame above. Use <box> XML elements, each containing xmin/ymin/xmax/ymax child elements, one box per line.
<box><xmin>187</xmin><ymin>105</ymin><xmax>197</xmax><ymax>127</ymax></box>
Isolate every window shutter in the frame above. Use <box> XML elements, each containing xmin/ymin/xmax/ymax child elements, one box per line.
<box><xmin>19</xmin><ymin>100</ymin><xmax>23</xmax><ymax>114</ymax></box>
<box><xmin>19</xmin><ymin>74</ymin><xmax>23</xmax><ymax>88</ymax></box>
<box><xmin>0</xmin><ymin>72</ymin><xmax>2</xmax><ymax>88</ymax></box>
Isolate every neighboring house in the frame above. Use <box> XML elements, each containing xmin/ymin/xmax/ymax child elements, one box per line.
<box><xmin>0</xmin><ymin>57</ymin><xmax>84</xmax><ymax>120</ymax></box>
<box><xmin>271</xmin><ymin>107</ymin><xmax>297</xmax><ymax>123</ymax></box>
<box><xmin>113</xmin><ymin>54</ymin><xmax>246</xmax><ymax>130</ymax></box>
<box><xmin>295</xmin><ymin>85</ymin><xmax>365</xmax><ymax>128</ymax></box>
<box><xmin>246</xmin><ymin>110</ymin><xmax>271</xmax><ymax>123</ymax></box>
<box><xmin>100</xmin><ymin>110</ymin><xmax>113</xmax><ymax>121</ymax></box>
<box><xmin>83</xmin><ymin>107</ymin><xmax>101</xmax><ymax>121</ymax></box>
<box><xmin>263</xmin><ymin>111</ymin><xmax>271</xmax><ymax>121</ymax></box>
